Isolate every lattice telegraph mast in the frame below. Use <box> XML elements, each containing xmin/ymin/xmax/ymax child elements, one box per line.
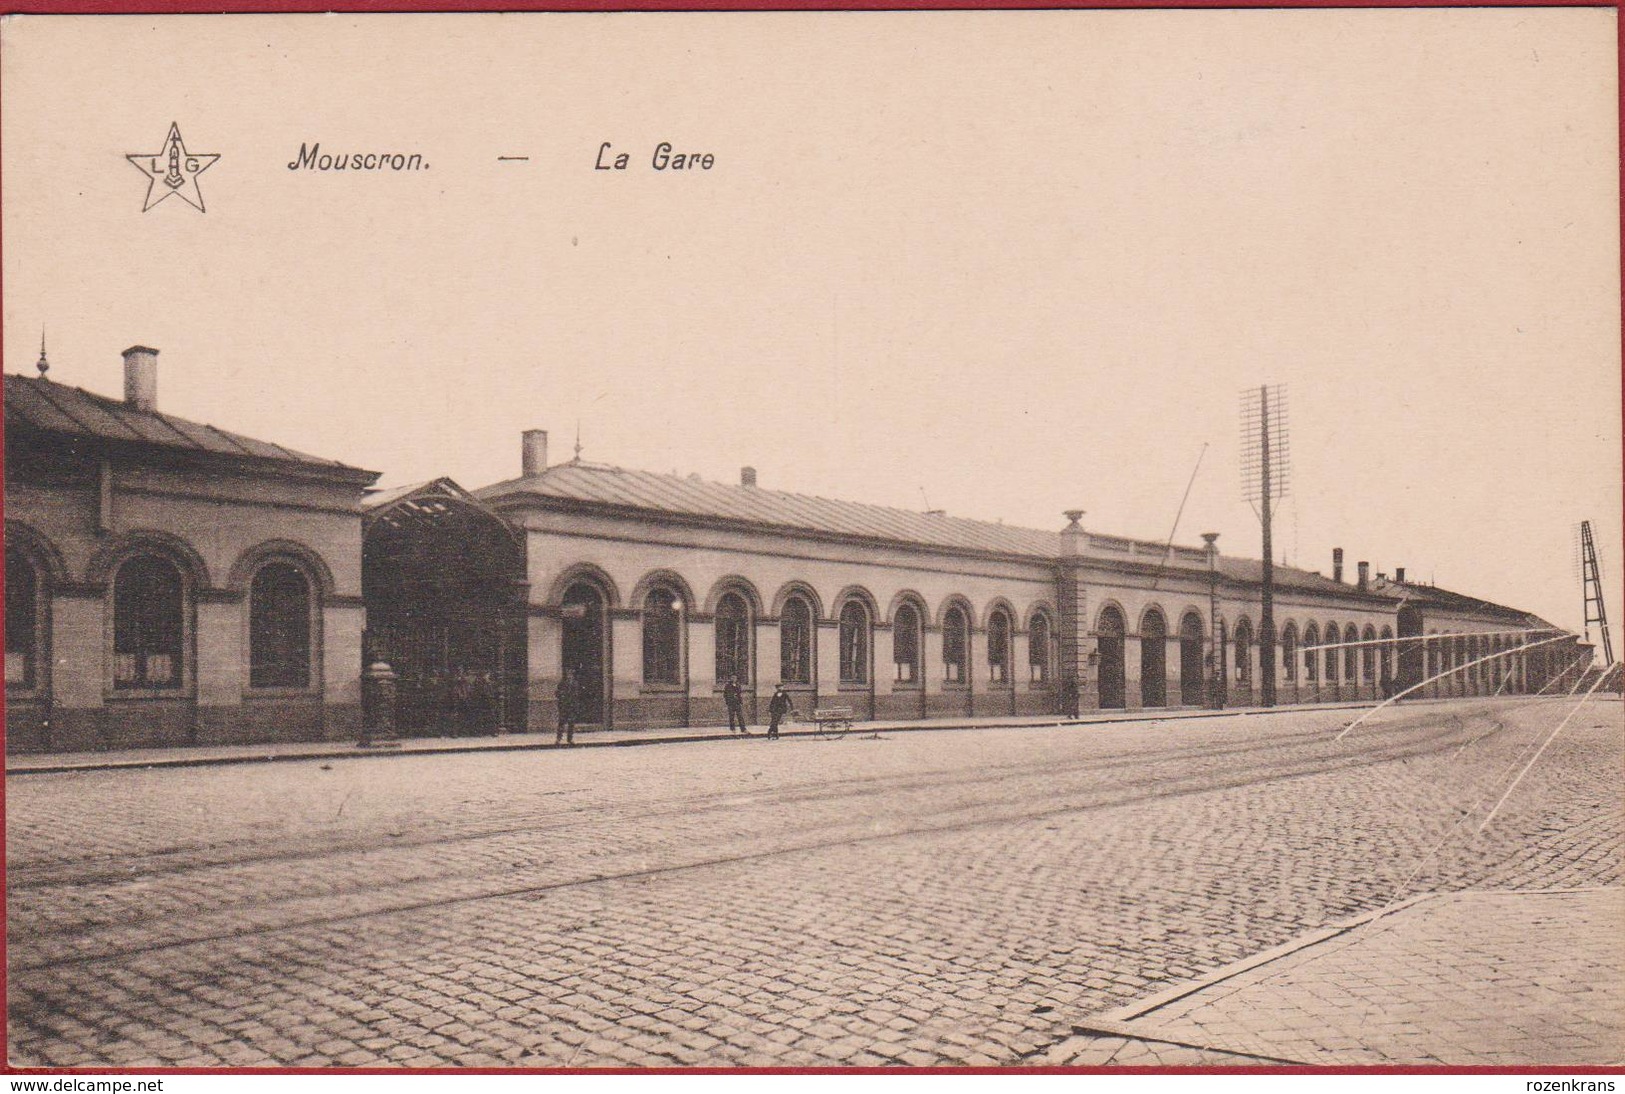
<box><xmin>1579</xmin><ymin>519</ymin><xmax>1614</xmax><ymax>666</ymax></box>
<box><xmin>1241</xmin><ymin>384</ymin><xmax>1290</xmax><ymax>706</ymax></box>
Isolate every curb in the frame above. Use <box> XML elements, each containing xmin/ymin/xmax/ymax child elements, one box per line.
<box><xmin>5</xmin><ymin>696</ymin><xmax>1493</xmax><ymax>777</ymax></box>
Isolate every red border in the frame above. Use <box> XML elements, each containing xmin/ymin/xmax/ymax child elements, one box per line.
<box><xmin>2</xmin><ymin>0</ymin><xmax>1622</xmax><ymax>1080</ymax></box>
<box><xmin>0</xmin><ymin>0</ymin><xmax>1614</xmax><ymax>10</ymax></box>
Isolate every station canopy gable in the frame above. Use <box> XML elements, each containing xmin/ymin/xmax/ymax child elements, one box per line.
<box><xmin>363</xmin><ymin>478</ymin><xmax>524</xmax><ymax>593</ymax></box>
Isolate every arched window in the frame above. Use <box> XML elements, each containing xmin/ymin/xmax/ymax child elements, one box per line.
<box><xmin>1361</xmin><ymin>625</ymin><xmax>1377</xmax><ymax>684</ymax></box>
<box><xmin>1029</xmin><ymin>611</ymin><xmax>1052</xmax><ymax>684</ymax></box>
<box><xmin>1233</xmin><ymin>619</ymin><xmax>1253</xmax><ymax>683</ymax></box>
<box><xmin>1281</xmin><ymin>622</ymin><xmax>1298</xmax><ymax>682</ymax></box>
<box><xmin>1344</xmin><ymin>625</ymin><xmax>1359</xmax><ymax>683</ymax></box>
<box><xmin>1379</xmin><ymin>626</ymin><xmax>1394</xmax><ymax>685</ymax></box>
<box><xmin>987</xmin><ymin>608</ymin><xmax>1011</xmax><ymax>684</ymax></box>
<box><xmin>1324</xmin><ymin>623</ymin><xmax>1339</xmax><ymax>682</ymax></box>
<box><xmin>715</xmin><ymin>591</ymin><xmax>752</xmax><ymax>686</ymax></box>
<box><xmin>893</xmin><ymin>602</ymin><xmax>921</xmax><ymax>683</ymax></box>
<box><xmin>780</xmin><ymin>595</ymin><xmax>813</xmax><ymax>685</ymax></box>
<box><xmin>1304</xmin><ymin>623</ymin><xmax>1319</xmax><ymax>680</ymax></box>
<box><xmin>249</xmin><ymin>562</ymin><xmax>313</xmax><ymax>689</ymax></box>
<box><xmin>642</xmin><ymin>586</ymin><xmax>684</xmax><ymax>685</ymax></box>
<box><xmin>5</xmin><ymin>549</ymin><xmax>40</xmax><ymax>689</ymax></box>
<box><xmin>113</xmin><ymin>555</ymin><xmax>185</xmax><ymax>690</ymax></box>
<box><xmin>839</xmin><ymin>600</ymin><xmax>869</xmax><ymax>686</ymax></box>
<box><xmin>943</xmin><ymin>604</ymin><xmax>969</xmax><ymax>684</ymax></box>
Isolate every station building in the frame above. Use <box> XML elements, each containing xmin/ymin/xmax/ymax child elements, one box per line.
<box><xmin>2</xmin><ymin>348</ymin><xmax>1587</xmax><ymax>752</ymax></box>
<box><xmin>4</xmin><ymin>348</ymin><xmax>379</xmax><ymax>751</ymax></box>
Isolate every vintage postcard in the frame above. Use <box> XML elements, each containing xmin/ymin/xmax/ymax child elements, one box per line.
<box><xmin>2</xmin><ymin>8</ymin><xmax>1620</xmax><ymax>1074</ymax></box>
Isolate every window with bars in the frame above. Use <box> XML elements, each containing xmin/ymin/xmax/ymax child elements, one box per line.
<box><xmin>5</xmin><ymin>550</ymin><xmax>38</xmax><ymax>689</ymax></box>
<box><xmin>943</xmin><ymin>605</ymin><xmax>968</xmax><ymax>684</ymax></box>
<box><xmin>780</xmin><ymin>595</ymin><xmax>813</xmax><ymax>685</ymax></box>
<box><xmin>839</xmin><ymin>601</ymin><xmax>869</xmax><ymax>686</ymax></box>
<box><xmin>893</xmin><ymin>602</ymin><xmax>920</xmax><ymax>683</ymax></box>
<box><xmin>715</xmin><ymin>591</ymin><xmax>752</xmax><ymax>685</ymax></box>
<box><xmin>249</xmin><ymin>562</ymin><xmax>312</xmax><ymax>689</ymax></box>
<box><xmin>988</xmin><ymin>609</ymin><xmax>1010</xmax><ymax>684</ymax></box>
<box><xmin>113</xmin><ymin>555</ymin><xmax>185</xmax><ymax>690</ymax></box>
<box><xmin>1029</xmin><ymin>613</ymin><xmax>1051</xmax><ymax>683</ymax></box>
<box><xmin>642</xmin><ymin>587</ymin><xmax>683</xmax><ymax>685</ymax></box>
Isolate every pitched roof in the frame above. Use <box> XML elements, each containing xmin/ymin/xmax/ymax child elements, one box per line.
<box><xmin>4</xmin><ymin>372</ymin><xmax>376</xmax><ymax>481</ymax></box>
<box><xmin>1216</xmin><ymin>556</ymin><xmax>1390</xmax><ymax>599</ymax></box>
<box><xmin>478</xmin><ymin>462</ymin><xmax>1395</xmax><ymax>604</ymax></box>
<box><xmin>1368</xmin><ymin>575</ymin><xmax>1546</xmax><ymax>625</ymax></box>
<box><xmin>479</xmin><ymin>461</ymin><xmax>1063</xmax><ymax>558</ymax></box>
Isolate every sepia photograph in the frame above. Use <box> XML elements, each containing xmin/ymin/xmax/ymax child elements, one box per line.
<box><xmin>2</xmin><ymin>7</ymin><xmax>1621</xmax><ymax>1073</ymax></box>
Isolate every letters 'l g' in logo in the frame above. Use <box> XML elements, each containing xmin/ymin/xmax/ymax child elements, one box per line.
<box><xmin>126</xmin><ymin>123</ymin><xmax>219</xmax><ymax>212</ymax></box>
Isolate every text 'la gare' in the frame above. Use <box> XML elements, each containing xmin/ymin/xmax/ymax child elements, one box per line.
<box><xmin>596</xmin><ymin>142</ymin><xmax>716</xmax><ymax>171</ymax></box>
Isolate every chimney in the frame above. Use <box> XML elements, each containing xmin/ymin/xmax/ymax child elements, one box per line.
<box><xmin>122</xmin><ymin>346</ymin><xmax>159</xmax><ymax>413</ymax></box>
<box><xmin>1332</xmin><ymin>547</ymin><xmax>1344</xmax><ymax>584</ymax></box>
<box><xmin>1395</xmin><ymin>566</ymin><xmax>1406</xmax><ymax>583</ymax></box>
<box><xmin>1357</xmin><ymin>561</ymin><xmax>1369</xmax><ymax>591</ymax></box>
<box><xmin>741</xmin><ymin>466</ymin><xmax>757</xmax><ymax>488</ymax></box>
<box><xmin>522</xmin><ymin>429</ymin><xmax>548</xmax><ymax>477</ymax></box>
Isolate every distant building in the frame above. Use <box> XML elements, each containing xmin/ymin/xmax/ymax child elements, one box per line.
<box><xmin>2</xmin><ymin>352</ymin><xmax>1587</xmax><ymax>752</ymax></box>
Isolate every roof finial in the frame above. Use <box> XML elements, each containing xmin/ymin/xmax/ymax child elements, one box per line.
<box><xmin>35</xmin><ymin>328</ymin><xmax>49</xmax><ymax>379</ymax></box>
<box><xmin>573</xmin><ymin>419</ymin><xmax>583</xmax><ymax>462</ymax></box>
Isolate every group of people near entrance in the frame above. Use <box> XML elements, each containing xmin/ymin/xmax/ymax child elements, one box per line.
<box><xmin>555</xmin><ymin>670</ymin><xmax>793</xmax><ymax>745</ymax></box>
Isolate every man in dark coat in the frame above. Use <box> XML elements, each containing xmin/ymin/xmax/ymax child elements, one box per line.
<box><xmin>767</xmin><ymin>684</ymin><xmax>792</xmax><ymax>740</ymax></box>
<box><xmin>555</xmin><ymin>668</ymin><xmax>577</xmax><ymax>746</ymax></box>
<box><xmin>723</xmin><ymin>674</ymin><xmax>747</xmax><ymax>734</ymax></box>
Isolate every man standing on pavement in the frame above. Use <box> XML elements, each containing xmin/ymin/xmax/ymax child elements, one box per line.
<box><xmin>767</xmin><ymin>684</ymin><xmax>791</xmax><ymax>740</ymax></box>
<box><xmin>724</xmin><ymin>674</ymin><xmax>748</xmax><ymax>734</ymax></box>
<box><xmin>556</xmin><ymin>668</ymin><xmax>577</xmax><ymax>746</ymax></box>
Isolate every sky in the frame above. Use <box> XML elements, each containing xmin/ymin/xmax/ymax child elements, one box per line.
<box><xmin>2</xmin><ymin>9</ymin><xmax>1619</xmax><ymax>638</ymax></box>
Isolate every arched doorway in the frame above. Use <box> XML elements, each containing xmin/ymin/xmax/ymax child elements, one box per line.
<box><xmin>1097</xmin><ymin>606</ymin><xmax>1126</xmax><ymax>709</ymax></box>
<box><xmin>1179</xmin><ymin>611</ymin><xmax>1204</xmax><ymax>705</ymax></box>
<box><xmin>1141</xmin><ymin>609</ymin><xmax>1168</xmax><ymax>707</ymax></box>
<box><xmin>363</xmin><ymin>480</ymin><xmax>528</xmax><ymax>737</ymax></box>
<box><xmin>562</xmin><ymin>580</ymin><xmax>609</xmax><ymax>726</ymax></box>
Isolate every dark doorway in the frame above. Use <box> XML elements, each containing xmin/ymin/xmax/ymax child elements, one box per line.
<box><xmin>562</xmin><ymin>581</ymin><xmax>608</xmax><ymax>725</ymax></box>
<box><xmin>363</xmin><ymin>481</ymin><xmax>528</xmax><ymax>737</ymax></box>
<box><xmin>1141</xmin><ymin>609</ymin><xmax>1168</xmax><ymax>707</ymax></box>
<box><xmin>1179</xmin><ymin>612</ymin><xmax>1204</xmax><ymax>705</ymax></box>
<box><xmin>1097</xmin><ymin>606</ymin><xmax>1126</xmax><ymax>709</ymax></box>
<box><xmin>1396</xmin><ymin>606</ymin><xmax>1425</xmax><ymax>695</ymax></box>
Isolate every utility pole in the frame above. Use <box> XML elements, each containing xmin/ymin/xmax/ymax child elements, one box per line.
<box><xmin>1240</xmin><ymin>385</ymin><xmax>1289</xmax><ymax>707</ymax></box>
<box><xmin>1203</xmin><ymin>532</ymin><xmax>1223</xmax><ymax>709</ymax></box>
<box><xmin>1258</xmin><ymin>387</ymin><xmax>1277</xmax><ymax>706</ymax></box>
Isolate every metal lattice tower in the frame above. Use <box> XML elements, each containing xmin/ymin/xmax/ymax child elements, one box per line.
<box><xmin>1580</xmin><ymin>520</ymin><xmax>1613</xmax><ymax>666</ymax></box>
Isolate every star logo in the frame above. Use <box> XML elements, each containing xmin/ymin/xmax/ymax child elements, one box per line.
<box><xmin>126</xmin><ymin>123</ymin><xmax>219</xmax><ymax>213</ymax></box>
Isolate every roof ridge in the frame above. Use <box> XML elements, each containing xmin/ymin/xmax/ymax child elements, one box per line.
<box><xmin>5</xmin><ymin>371</ymin><xmax>370</xmax><ymax>475</ymax></box>
<box><xmin>544</xmin><ymin>459</ymin><xmax>1063</xmax><ymax>540</ymax></box>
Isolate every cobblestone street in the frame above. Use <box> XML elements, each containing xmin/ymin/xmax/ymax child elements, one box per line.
<box><xmin>8</xmin><ymin>698</ymin><xmax>1622</xmax><ymax>1067</ymax></box>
